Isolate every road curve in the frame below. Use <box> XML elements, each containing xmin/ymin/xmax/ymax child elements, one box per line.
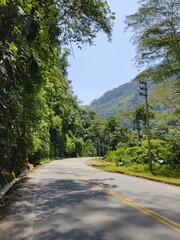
<box><xmin>0</xmin><ymin>158</ymin><xmax>179</xmax><ymax>240</ymax></box>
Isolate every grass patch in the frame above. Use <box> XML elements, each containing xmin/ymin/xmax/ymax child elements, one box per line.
<box><xmin>89</xmin><ymin>159</ymin><xmax>180</xmax><ymax>185</ymax></box>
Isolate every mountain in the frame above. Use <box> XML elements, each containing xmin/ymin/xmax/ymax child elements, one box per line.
<box><xmin>88</xmin><ymin>79</ymin><xmax>179</xmax><ymax>131</ymax></box>
<box><xmin>88</xmin><ymin>81</ymin><xmax>157</xmax><ymax>119</ymax></box>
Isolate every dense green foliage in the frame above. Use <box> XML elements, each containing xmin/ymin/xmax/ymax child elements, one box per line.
<box><xmin>105</xmin><ymin>137</ymin><xmax>179</xmax><ymax>168</ymax></box>
<box><xmin>0</xmin><ymin>0</ymin><xmax>114</xmax><ymax>188</ymax></box>
<box><xmin>132</xmin><ymin>103</ymin><xmax>154</xmax><ymax>142</ymax></box>
<box><xmin>125</xmin><ymin>0</ymin><xmax>180</xmax><ymax>83</ymax></box>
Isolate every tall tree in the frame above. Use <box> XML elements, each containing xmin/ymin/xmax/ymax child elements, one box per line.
<box><xmin>125</xmin><ymin>0</ymin><xmax>180</xmax><ymax>83</ymax></box>
<box><xmin>101</xmin><ymin>116</ymin><xmax>129</xmax><ymax>151</ymax></box>
<box><xmin>132</xmin><ymin>103</ymin><xmax>154</xmax><ymax>142</ymax></box>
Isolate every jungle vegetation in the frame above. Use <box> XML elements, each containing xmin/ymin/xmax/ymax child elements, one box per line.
<box><xmin>0</xmin><ymin>0</ymin><xmax>179</xmax><ymax>188</ymax></box>
<box><xmin>0</xmin><ymin>0</ymin><xmax>115</xmax><ymax>188</ymax></box>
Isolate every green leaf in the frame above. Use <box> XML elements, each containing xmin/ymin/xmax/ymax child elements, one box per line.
<box><xmin>0</xmin><ymin>0</ymin><xmax>7</xmax><ymax>6</ymax></box>
<box><xmin>9</xmin><ymin>42</ymin><xmax>18</xmax><ymax>51</ymax></box>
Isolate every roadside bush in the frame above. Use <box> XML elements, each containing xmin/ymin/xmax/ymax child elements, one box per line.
<box><xmin>104</xmin><ymin>145</ymin><xmax>147</xmax><ymax>166</ymax></box>
<box><xmin>124</xmin><ymin>146</ymin><xmax>148</xmax><ymax>165</ymax></box>
<box><xmin>141</xmin><ymin>139</ymin><xmax>172</xmax><ymax>165</ymax></box>
<box><xmin>167</xmin><ymin>137</ymin><xmax>180</xmax><ymax>168</ymax></box>
<box><xmin>104</xmin><ymin>150</ymin><xmax>123</xmax><ymax>165</ymax></box>
<box><xmin>104</xmin><ymin>138</ymin><xmax>178</xmax><ymax>168</ymax></box>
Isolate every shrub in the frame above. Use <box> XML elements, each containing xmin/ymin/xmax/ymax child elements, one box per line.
<box><xmin>104</xmin><ymin>137</ymin><xmax>179</xmax><ymax>169</ymax></box>
<box><xmin>167</xmin><ymin>137</ymin><xmax>180</xmax><ymax>168</ymax></box>
<box><xmin>141</xmin><ymin>139</ymin><xmax>172</xmax><ymax>164</ymax></box>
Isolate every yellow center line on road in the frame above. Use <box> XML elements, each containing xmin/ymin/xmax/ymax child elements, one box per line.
<box><xmin>76</xmin><ymin>174</ymin><xmax>180</xmax><ymax>233</ymax></box>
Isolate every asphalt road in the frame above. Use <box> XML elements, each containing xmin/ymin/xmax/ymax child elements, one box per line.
<box><xmin>0</xmin><ymin>158</ymin><xmax>179</xmax><ymax>240</ymax></box>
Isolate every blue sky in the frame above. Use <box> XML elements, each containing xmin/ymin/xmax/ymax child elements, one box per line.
<box><xmin>68</xmin><ymin>0</ymin><xmax>140</xmax><ymax>105</ymax></box>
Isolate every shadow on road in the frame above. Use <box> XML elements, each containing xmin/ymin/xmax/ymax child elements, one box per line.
<box><xmin>0</xmin><ymin>171</ymin><xmax>179</xmax><ymax>240</ymax></box>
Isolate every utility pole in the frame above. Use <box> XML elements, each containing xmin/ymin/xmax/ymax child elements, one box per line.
<box><xmin>139</xmin><ymin>81</ymin><xmax>153</xmax><ymax>172</ymax></box>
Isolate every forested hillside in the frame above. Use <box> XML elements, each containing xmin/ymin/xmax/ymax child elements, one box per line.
<box><xmin>88</xmin><ymin>79</ymin><xmax>179</xmax><ymax>130</ymax></box>
<box><xmin>89</xmin><ymin>81</ymin><xmax>157</xmax><ymax>119</ymax></box>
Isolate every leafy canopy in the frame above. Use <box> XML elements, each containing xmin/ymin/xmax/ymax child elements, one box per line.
<box><xmin>125</xmin><ymin>0</ymin><xmax>180</xmax><ymax>83</ymax></box>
